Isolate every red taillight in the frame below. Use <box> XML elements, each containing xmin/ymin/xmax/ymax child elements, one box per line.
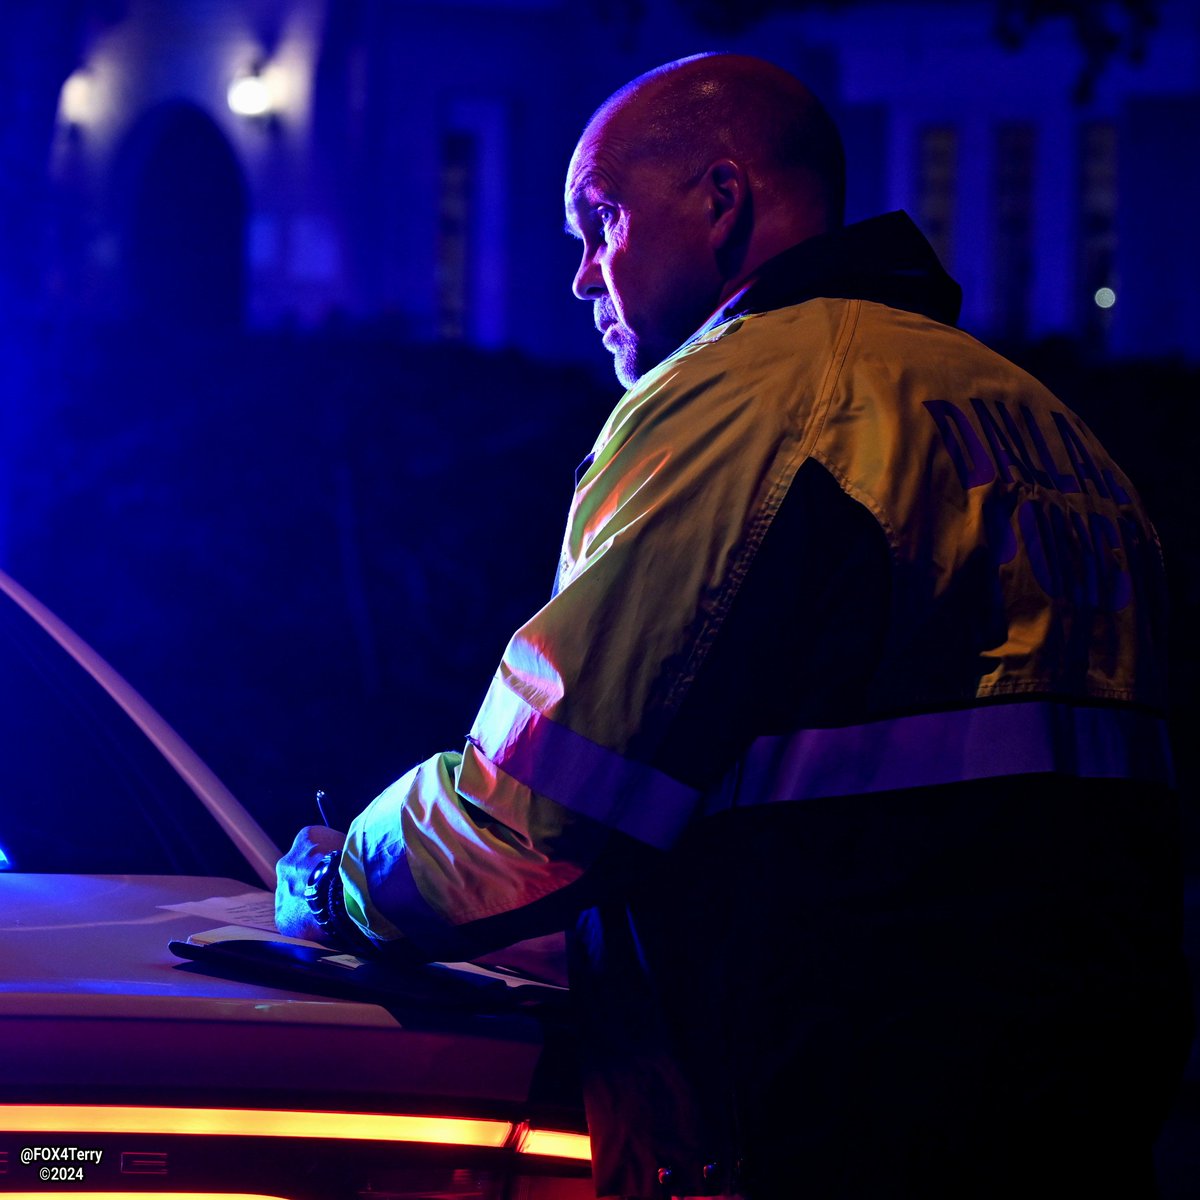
<box><xmin>0</xmin><ymin>1106</ymin><xmax>512</xmax><ymax>1149</ymax></box>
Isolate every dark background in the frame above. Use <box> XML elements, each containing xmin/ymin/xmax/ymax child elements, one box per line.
<box><xmin>2</xmin><ymin>0</ymin><xmax>1195</xmax><ymax>846</ymax></box>
<box><xmin>1</xmin><ymin>1</ymin><xmax>1198</xmax><ymax>1186</ymax></box>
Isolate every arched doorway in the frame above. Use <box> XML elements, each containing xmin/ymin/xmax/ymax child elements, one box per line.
<box><xmin>114</xmin><ymin>102</ymin><xmax>248</xmax><ymax>329</ymax></box>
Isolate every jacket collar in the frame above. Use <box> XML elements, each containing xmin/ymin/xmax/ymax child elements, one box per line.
<box><xmin>691</xmin><ymin>210</ymin><xmax>962</xmax><ymax>343</ymax></box>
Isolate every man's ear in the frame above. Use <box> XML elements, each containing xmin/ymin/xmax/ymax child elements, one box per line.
<box><xmin>706</xmin><ymin>159</ymin><xmax>748</xmax><ymax>250</ymax></box>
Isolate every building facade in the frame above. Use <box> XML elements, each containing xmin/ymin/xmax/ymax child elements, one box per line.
<box><xmin>38</xmin><ymin>0</ymin><xmax>1200</xmax><ymax>364</ymax></box>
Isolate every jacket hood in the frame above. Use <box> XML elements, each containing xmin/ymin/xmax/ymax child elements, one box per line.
<box><xmin>706</xmin><ymin>210</ymin><xmax>963</xmax><ymax>333</ymax></box>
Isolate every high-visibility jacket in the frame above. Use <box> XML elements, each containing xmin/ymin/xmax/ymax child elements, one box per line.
<box><xmin>341</xmin><ymin>213</ymin><xmax>1189</xmax><ymax>1198</ymax></box>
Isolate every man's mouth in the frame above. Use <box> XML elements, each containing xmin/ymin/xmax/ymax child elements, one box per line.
<box><xmin>595</xmin><ymin>302</ymin><xmax>620</xmax><ymax>343</ymax></box>
<box><xmin>596</xmin><ymin>308</ymin><xmax>624</xmax><ymax>352</ymax></box>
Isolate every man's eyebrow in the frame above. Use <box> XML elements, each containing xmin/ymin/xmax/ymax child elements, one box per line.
<box><xmin>569</xmin><ymin>170</ymin><xmax>601</xmax><ymax>194</ymax></box>
<box><xmin>562</xmin><ymin>182</ymin><xmax>601</xmax><ymax>237</ymax></box>
<box><xmin>567</xmin><ymin>170</ymin><xmax>617</xmax><ymax>206</ymax></box>
<box><xmin>563</xmin><ymin>195</ymin><xmax>587</xmax><ymax>236</ymax></box>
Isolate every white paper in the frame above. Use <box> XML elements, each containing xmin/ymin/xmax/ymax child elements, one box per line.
<box><xmin>181</xmin><ymin>923</ymin><xmax>324</xmax><ymax>949</ymax></box>
<box><xmin>437</xmin><ymin>959</ymin><xmax>567</xmax><ymax>991</ymax></box>
<box><xmin>158</xmin><ymin>890</ymin><xmax>279</xmax><ymax>931</ymax></box>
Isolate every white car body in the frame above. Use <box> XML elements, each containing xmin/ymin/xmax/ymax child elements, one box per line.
<box><xmin>0</xmin><ymin>573</ymin><xmax>591</xmax><ymax>1198</ymax></box>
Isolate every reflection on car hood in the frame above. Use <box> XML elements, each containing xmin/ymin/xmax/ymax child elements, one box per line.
<box><xmin>0</xmin><ymin>872</ymin><xmax>543</xmax><ymax>1104</ymax></box>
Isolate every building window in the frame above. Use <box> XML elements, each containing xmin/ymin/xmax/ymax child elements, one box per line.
<box><xmin>1078</xmin><ymin>120</ymin><xmax>1118</xmax><ymax>338</ymax></box>
<box><xmin>436</xmin><ymin>129</ymin><xmax>477</xmax><ymax>341</ymax></box>
<box><xmin>917</xmin><ymin>125</ymin><xmax>958</xmax><ymax>272</ymax></box>
<box><xmin>435</xmin><ymin>101</ymin><xmax>508</xmax><ymax>348</ymax></box>
<box><xmin>994</xmin><ymin>122</ymin><xmax>1036</xmax><ymax>341</ymax></box>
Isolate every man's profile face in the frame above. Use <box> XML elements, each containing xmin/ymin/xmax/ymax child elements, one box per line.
<box><xmin>565</xmin><ymin>109</ymin><xmax>720</xmax><ymax>388</ymax></box>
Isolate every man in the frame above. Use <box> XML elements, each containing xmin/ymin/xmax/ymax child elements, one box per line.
<box><xmin>279</xmin><ymin>54</ymin><xmax>1190</xmax><ymax>1198</ymax></box>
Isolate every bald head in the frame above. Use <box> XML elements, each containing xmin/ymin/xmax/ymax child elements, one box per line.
<box><xmin>565</xmin><ymin>55</ymin><xmax>846</xmax><ymax>387</ymax></box>
<box><xmin>593</xmin><ymin>54</ymin><xmax>846</xmax><ymax>233</ymax></box>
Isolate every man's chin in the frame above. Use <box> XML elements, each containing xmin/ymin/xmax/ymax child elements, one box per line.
<box><xmin>605</xmin><ymin>332</ymin><xmax>648</xmax><ymax>391</ymax></box>
<box><xmin>613</xmin><ymin>355</ymin><xmax>640</xmax><ymax>390</ymax></box>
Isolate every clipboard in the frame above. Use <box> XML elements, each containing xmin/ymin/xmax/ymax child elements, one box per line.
<box><xmin>169</xmin><ymin>925</ymin><xmax>569</xmax><ymax>1017</ymax></box>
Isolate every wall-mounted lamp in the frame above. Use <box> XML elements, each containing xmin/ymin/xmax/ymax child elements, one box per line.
<box><xmin>227</xmin><ymin>63</ymin><xmax>279</xmax><ymax>121</ymax></box>
<box><xmin>58</xmin><ymin>68</ymin><xmax>95</xmax><ymax>132</ymax></box>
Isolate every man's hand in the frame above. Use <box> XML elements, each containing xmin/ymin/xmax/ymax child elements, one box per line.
<box><xmin>275</xmin><ymin>824</ymin><xmax>347</xmax><ymax>942</ymax></box>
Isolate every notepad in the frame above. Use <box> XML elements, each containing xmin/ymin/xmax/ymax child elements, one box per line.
<box><xmin>168</xmin><ymin>923</ymin><xmax>567</xmax><ymax>1016</ymax></box>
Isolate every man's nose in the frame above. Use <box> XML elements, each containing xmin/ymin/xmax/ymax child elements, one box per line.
<box><xmin>572</xmin><ymin>251</ymin><xmax>605</xmax><ymax>301</ymax></box>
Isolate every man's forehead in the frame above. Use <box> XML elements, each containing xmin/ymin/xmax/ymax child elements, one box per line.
<box><xmin>566</xmin><ymin>116</ymin><xmax>620</xmax><ymax>195</ymax></box>
<box><xmin>572</xmin><ymin>131</ymin><xmax>671</xmax><ymax>219</ymax></box>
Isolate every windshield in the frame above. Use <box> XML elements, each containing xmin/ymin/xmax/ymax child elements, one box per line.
<box><xmin>0</xmin><ymin>585</ymin><xmax>267</xmax><ymax>885</ymax></box>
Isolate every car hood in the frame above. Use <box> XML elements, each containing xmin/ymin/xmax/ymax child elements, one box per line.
<box><xmin>0</xmin><ymin>872</ymin><xmax>545</xmax><ymax>1107</ymax></box>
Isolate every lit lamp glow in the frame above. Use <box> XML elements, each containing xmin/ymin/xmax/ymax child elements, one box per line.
<box><xmin>516</xmin><ymin>1126</ymin><xmax>593</xmax><ymax>1160</ymax></box>
<box><xmin>0</xmin><ymin>1105</ymin><xmax>512</xmax><ymax>1147</ymax></box>
<box><xmin>0</xmin><ymin>1104</ymin><xmax>592</xmax><ymax>1161</ymax></box>
<box><xmin>228</xmin><ymin>69</ymin><xmax>274</xmax><ymax>118</ymax></box>
<box><xmin>59</xmin><ymin>69</ymin><xmax>94</xmax><ymax>127</ymax></box>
